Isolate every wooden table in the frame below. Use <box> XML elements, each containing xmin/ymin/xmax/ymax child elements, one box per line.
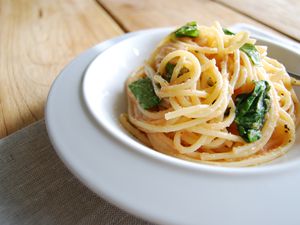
<box><xmin>1</xmin><ymin>0</ymin><xmax>299</xmax><ymax>138</ymax></box>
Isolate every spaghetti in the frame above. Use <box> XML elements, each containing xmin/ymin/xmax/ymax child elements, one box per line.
<box><xmin>120</xmin><ymin>22</ymin><xmax>300</xmax><ymax>167</ymax></box>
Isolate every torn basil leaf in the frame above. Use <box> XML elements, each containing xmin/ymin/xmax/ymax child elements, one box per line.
<box><xmin>234</xmin><ymin>80</ymin><xmax>271</xmax><ymax>143</ymax></box>
<box><xmin>164</xmin><ymin>63</ymin><xmax>176</xmax><ymax>82</ymax></box>
<box><xmin>164</xmin><ymin>63</ymin><xmax>190</xmax><ymax>82</ymax></box>
<box><xmin>129</xmin><ymin>77</ymin><xmax>161</xmax><ymax>110</ymax></box>
<box><xmin>222</xmin><ymin>28</ymin><xmax>261</xmax><ymax>65</ymax></box>
<box><xmin>240</xmin><ymin>43</ymin><xmax>261</xmax><ymax>65</ymax></box>
<box><xmin>175</xmin><ymin>21</ymin><xmax>199</xmax><ymax>38</ymax></box>
<box><xmin>223</xmin><ymin>28</ymin><xmax>235</xmax><ymax>35</ymax></box>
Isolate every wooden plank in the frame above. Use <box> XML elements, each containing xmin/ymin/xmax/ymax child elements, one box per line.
<box><xmin>214</xmin><ymin>0</ymin><xmax>300</xmax><ymax>41</ymax></box>
<box><xmin>0</xmin><ymin>0</ymin><xmax>123</xmax><ymax>138</ymax></box>
<box><xmin>97</xmin><ymin>0</ymin><xmax>286</xmax><ymax>37</ymax></box>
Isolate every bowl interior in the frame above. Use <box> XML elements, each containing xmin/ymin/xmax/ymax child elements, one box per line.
<box><xmin>82</xmin><ymin>28</ymin><xmax>300</xmax><ymax>168</ymax></box>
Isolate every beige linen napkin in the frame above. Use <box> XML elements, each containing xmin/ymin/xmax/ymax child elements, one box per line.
<box><xmin>0</xmin><ymin>120</ymin><xmax>151</xmax><ymax>225</ymax></box>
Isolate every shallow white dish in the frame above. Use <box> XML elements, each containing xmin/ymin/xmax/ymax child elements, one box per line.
<box><xmin>46</xmin><ymin>27</ymin><xmax>300</xmax><ymax>225</ymax></box>
<box><xmin>82</xmin><ymin>27</ymin><xmax>300</xmax><ymax>168</ymax></box>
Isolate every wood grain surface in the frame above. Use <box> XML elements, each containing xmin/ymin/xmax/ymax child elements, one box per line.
<box><xmin>0</xmin><ymin>0</ymin><xmax>123</xmax><ymax>137</ymax></box>
<box><xmin>97</xmin><ymin>0</ymin><xmax>287</xmax><ymax>36</ymax></box>
<box><xmin>215</xmin><ymin>0</ymin><xmax>300</xmax><ymax>41</ymax></box>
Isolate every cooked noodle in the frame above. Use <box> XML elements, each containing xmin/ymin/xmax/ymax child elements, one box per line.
<box><xmin>120</xmin><ymin>22</ymin><xmax>300</xmax><ymax>167</ymax></box>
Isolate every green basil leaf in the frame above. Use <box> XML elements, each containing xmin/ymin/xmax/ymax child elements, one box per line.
<box><xmin>240</xmin><ymin>43</ymin><xmax>261</xmax><ymax>65</ymax></box>
<box><xmin>235</xmin><ymin>80</ymin><xmax>271</xmax><ymax>143</ymax></box>
<box><xmin>175</xmin><ymin>21</ymin><xmax>199</xmax><ymax>38</ymax></box>
<box><xmin>222</xmin><ymin>28</ymin><xmax>261</xmax><ymax>65</ymax></box>
<box><xmin>223</xmin><ymin>28</ymin><xmax>235</xmax><ymax>35</ymax></box>
<box><xmin>164</xmin><ymin>63</ymin><xmax>176</xmax><ymax>82</ymax></box>
<box><xmin>129</xmin><ymin>77</ymin><xmax>161</xmax><ymax>110</ymax></box>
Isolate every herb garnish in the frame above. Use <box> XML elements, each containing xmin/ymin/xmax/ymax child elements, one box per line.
<box><xmin>234</xmin><ymin>80</ymin><xmax>271</xmax><ymax>143</ymax></box>
<box><xmin>222</xmin><ymin>28</ymin><xmax>235</xmax><ymax>35</ymax></box>
<box><xmin>129</xmin><ymin>77</ymin><xmax>160</xmax><ymax>110</ymax></box>
<box><xmin>175</xmin><ymin>21</ymin><xmax>199</xmax><ymax>38</ymax></box>
<box><xmin>240</xmin><ymin>43</ymin><xmax>261</xmax><ymax>65</ymax></box>
<box><xmin>222</xmin><ymin>28</ymin><xmax>261</xmax><ymax>65</ymax></box>
<box><xmin>165</xmin><ymin>62</ymin><xmax>176</xmax><ymax>82</ymax></box>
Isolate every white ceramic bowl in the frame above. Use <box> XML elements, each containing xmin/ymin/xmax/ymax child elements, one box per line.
<box><xmin>82</xmin><ymin>28</ymin><xmax>300</xmax><ymax>171</ymax></box>
<box><xmin>47</xmin><ymin>27</ymin><xmax>300</xmax><ymax>225</ymax></box>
